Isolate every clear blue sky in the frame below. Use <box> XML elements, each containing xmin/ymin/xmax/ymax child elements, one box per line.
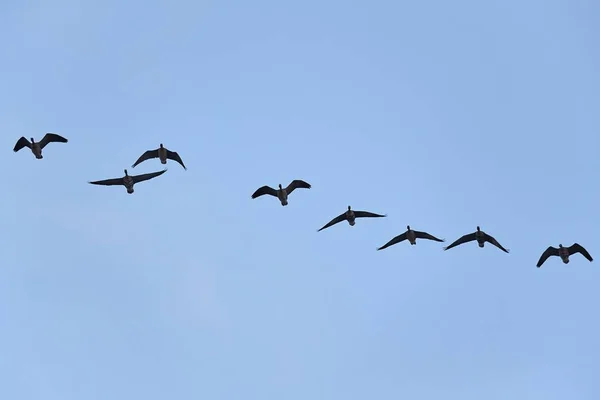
<box><xmin>1</xmin><ymin>0</ymin><xmax>599</xmax><ymax>398</ymax></box>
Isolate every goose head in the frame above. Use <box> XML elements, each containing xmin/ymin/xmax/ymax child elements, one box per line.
<box><xmin>348</xmin><ymin>206</ymin><xmax>352</xmax><ymax>210</ymax></box>
<box><xmin>278</xmin><ymin>184</ymin><xmax>283</xmax><ymax>189</ymax></box>
<box><xmin>160</xmin><ymin>143</ymin><xmax>164</xmax><ymax>148</ymax></box>
<box><xmin>558</xmin><ymin>244</ymin><xmax>563</xmax><ymax>248</ymax></box>
<box><xmin>407</xmin><ymin>225</ymin><xmax>411</xmax><ymax>230</ymax></box>
<box><xmin>124</xmin><ymin>169</ymin><xmax>128</xmax><ymax>176</ymax></box>
<box><xmin>476</xmin><ymin>226</ymin><xmax>481</xmax><ymax>231</ymax></box>
<box><xmin>30</xmin><ymin>137</ymin><xmax>35</xmax><ymax>143</ymax></box>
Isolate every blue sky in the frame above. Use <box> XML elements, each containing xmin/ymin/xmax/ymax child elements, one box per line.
<box><xmin>1</xmin><ymin>0</ymin><xmax>599</xmax><ymax>398</ymax></box>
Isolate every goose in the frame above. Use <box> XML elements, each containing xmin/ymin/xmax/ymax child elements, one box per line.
<box><xmin>318</xmin><ymin>206</ymin><xmax>386</xmax><ymax>231</ymax></box>
<box><xmin>536</xmin><ymin>243</ymin><xmax>593</xmax><ymax>268</ymax></box>
<box><xmin>251</xmin><ymin>180</ymin><xmax>311</xmax><ymax>206</ymax></box>
<box><xmin>443</xmin><ymin>226</ymin><xmax>509</xmax><ymax>253</ymax></box>
<box><xmin>88</xmin><ymin>168</ymin><xmax>167</xmax><ymax>194</ymax></box>
<box><xmin>13</xmin><ymin>133</ymin><xmax>68</xmax><ymax>159</ymax></box>
<box><xmin>377</xmin><ymin>225</ymin><xmax>444</xmax><ymax>250</ymax></box>
<box><xmin>132</xmin><ymin>144</ymin><xmax>186</xmax><ymax>170</ymax></box>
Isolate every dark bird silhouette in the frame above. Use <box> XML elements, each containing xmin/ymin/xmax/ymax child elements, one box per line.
<box><xmin>89</xmin><ymin>169</ymin><xmax>167</xmax><ymax>194</ymax></box>
<box><xmin>318</xmin><ymin>206</ymin><xmax>386</xmax><ymax>231</ymax></box>
<box><xmin>443</xmin><ymin>226</ymin><xmax>509</xmax><ymax>253</ymax></box>
<box><xmin>251</xmin><ymin>180</ymin><xmax>311</xmax><ymax>206</ymax></box>
<box><xmin>13</xmin><ymin>133</ymin><xmax>68</xmax><ymax>159</ymax></box>
<box><xmin>377</xmin><ymin>225</ymin><xmax>444</xmax><ymax>250</ymax></box>
<box><xmin>132</xmin><ymin>143</ymin><xmax>186</xmax><ymax>170</ymax></box>
<box><xmin>536</xmin><ymin>243</ymin><xmax>593</xmax><ymax>267</ymax></box>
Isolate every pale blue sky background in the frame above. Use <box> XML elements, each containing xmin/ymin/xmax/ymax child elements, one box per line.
<box><xmin>1</xmin><ymin>0</ymin><xmax>599</xmax><ymax>399</ymax></box>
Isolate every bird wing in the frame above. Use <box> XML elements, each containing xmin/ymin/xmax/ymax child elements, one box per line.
<box><xmin>377</xmin><ymin>233</ymin><xmax>407</xmax><ymax>251</ymax></box>
<box><xmin>353</xmin><ymin>211</ymin><xmax>387</xmax><ymax>218</ymax></box>
<box><xmin>484</xmin><ymin>234</ymin><xmax>510</xmax><ymax>253</ymax></box>
<box><xmin>285</xmin><ymin>179</ymin><xmax>311</xmax><ymax>194</ymax></box>
<box><xmin>132</xmin><ymin>169</ymin><xmax>167</xmax><ymax>184</ymax></box>
<box><xmin>536</xmin><ymin>246</ymin><xmax>559</xmax><ymax>267</ymax></box>
<box><xmin>166</xmin><ymin>150</ymin><xmax>187</xmax><ymax>170</ymax></box>
<box><xmin>131</xmin><ymin>149</ymin><xmax>159</xmax><ymax>168</ymax></box>
<box><xmin>39</xmin><ymin>133</ymin><xmax>68</xmax><ymax>148</ymax></box>
<box><xmin>414</xmin><ymin>231</ymin><xmax>445</xmax><ymax>242</ymax></box>
<box><xmin>443</xmin><ymin>232</ymin><xmax>476</xmax><ymax>251</ymax></box>
<box><xmin>13</xmin><ymin>137</ymin><xmax>31</xmax><ymax>152</ymax></box>
<box><xmin>569</xmin><ymin>243</ymin><xmax>593</xmax><ymax>262</ymax></box>
<box><xmin>251</xmin><ymin>185</ymin><xmax>278</xmax><ymax>198</ymax></box>
<box><xmin>317</xmin><ymin>213</ymin><xmax>347</xmax><ymax>232</ymax></box>
<box><xmin>88</xmin><ymin>177</ymin><xmax>124</xmax><ymax>186</ymax></box>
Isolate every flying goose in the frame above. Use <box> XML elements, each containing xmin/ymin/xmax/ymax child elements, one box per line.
<box><xmin>132</xmin><ymin>143</ymin><xmax>186</xmax><ymax>170</ymax></box>
<box><xmin>536</xmin><ymin>243</ymin><xmax>593</xmax><ymax>268</ymax></box>
<box><xmin>13</xmin><ymin>133</ymin><xmax>68</xmax><ymax>159</ymax></box>
<box><xmin>377</xmin><ymin>225</ymin><xmax>444</xmax><ymax>250</ymax></box>
<box><xmin>88</xmin><ymin>168</ymin><xmax>167</xmax><ymax>194</ymax></box>
<box><xmin>443</xmin><ymin>226</ymin><xmax>509</xmax><ymax>253</ymax></box>
<box><xmin>251</xmin><ymin>180</ymin><xmax>311</xmax><ymax>206</ymax></box>
<box><xmin>318</xmin><ymin>206</ymin><xmax>386</xmax><ymax>232</ymax></box>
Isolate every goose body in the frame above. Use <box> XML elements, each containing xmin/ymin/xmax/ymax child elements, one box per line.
<box><xmin>132</xmin><ymin>143</ymin><xmax>187</xmax><ymax>170</ymax></box>
<box><xmin>536</xmin><ymin>243</ymin><xmax>593</xmax><ymax>267</ymax></box>
<box><xmin>89</xmin><ymin>168</ymin><xmax>167</xmax><ymax>194</ymax></box>
<box><xmin>278</xmin><ymin>184</ymin><xmax>289</xmax><ymax>206</ymax></box>
<box><xmin>13</xmin><ymin>133</ymin><xmax>68</xmax><ymax>159</ymax></box>
<box><xmin>251</xmin><ymin>180</ymin><xmax>311</xmax><ymax>206</ymax></box>
<box><xmin>346</xmin><ymin>208</ymin><xmax>356</xmax><ymax>226</ymax></box>
<box><xmin>377</xmin><ymin>225</ymin><xmax>444</xmax><ymax>250</ymax></box>
<box><xmin>443</xmin><ymin>226</ymin><xmax>509</xmax><ymax>253</ymax></box>
<box><xmin>318</xmin><ymin>206</ymin><xmax>386</xmax><ymax>232</ymax></box>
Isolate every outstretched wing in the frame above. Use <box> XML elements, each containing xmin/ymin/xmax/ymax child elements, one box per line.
<box><xmin>251</xmin><ymin>185</ymin><xmax>278</xmax><ymax>199</ymax></box>
<box><xmin>88</xmin><ymin>177</ymin><xmax>124</xmax><ymax>186</ymax></box>
<box><xmin>317</xmin><ymin>213</ymin><xmax>347</xmax><ymax>232</ymax></box>
<box><xmin>353</xmin><ymin>211</ymin><xmax>386</xmax><ymax>218</ymax></box>
<box><xmin>484</xmin><ymin>234</ymin><xmax>510</xmax><ymax>253</ymax></box>
<box><xmin>166</xmin><ymin>150</ymin><xmax>187</xmax><ymax>170</ymax></box>
<box><xmin>39</xmin><ymin>133</ymin><xmax>68</xmax><ymax>149</ymax></box>
<box><xmin>132</xmin><ymin>169</ymin><xmax>167</xmax><ymax>184</ymax></box>
<box><xmin>569</xmin><ymin>243</ymin><xmax>593</xmax><ymax>262</ymax></box>
<box><xmin>13</xmin><ymin>137</ymin><xmax>31</xmax><ymax>152</ymax></box>
<box><xmin>377</xmin><ymin>233</ymin><xmax>407</xmax><ymax>251</ymax></box>
<box><xmin>285</xmin><ymin>179</ymin><xmax>311</xmax><ymax>194</ymax></box>
<box><xmin>414</xmin><ymin>231</ymin><xmax>445</xmax><ymax>242</ymax></box>
<box><xmin>443</xmin><ymin>232</ymin><xmax>476</xmax><ymax>251</ymax></box>
<box><xmin>132</xmin><ymin>149</ymin><xmax>159</xmax><ymax>168</ymax></box>
<box><xmin>536</xmin><ymin>246</ymin><xmax>559</xmax><ymax>268</ymax></box>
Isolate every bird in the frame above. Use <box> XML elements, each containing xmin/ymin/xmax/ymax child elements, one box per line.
<box><xmin>251</xmin><ymin>180</ymin><xmax>311</xmax><ymax>206</ymax></box>
<box><xmin>536</xmin><ymin>243</ymin><xmax>593</xmax><ymax>268</ymax></box>
<box><xmin>131</xmin><ymin>143</ymin><xmax>186</xmax><ymax>170</ymax></box>
<box><xmin>443</xmin><ymin>226</ymin><xmax>509</xmax><ymax>253</ymax></box>
<box><xmin>377</xmin><ymin>225</ymin><xmax>444</xmax><ymax>250</ymax></box>
<box><xmin>318</xmin><ymin>206</ymin><xmax>386</xmax><ymax>231</ymax></box>
<box><xmin>13</xmin><ymin>133</ymin><xmax>68</xmax><ymax>159</ymax></box>
<box><xmin>88</xmin><ymin>169</ymin><xmax>167</xmax><ymax>194</ymax></box>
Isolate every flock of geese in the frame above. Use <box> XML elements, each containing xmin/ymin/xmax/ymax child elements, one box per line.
<box><xmin>15</xmin><ymin>133</ymin><xmax>594</xmax><ymax>269</ymax></box>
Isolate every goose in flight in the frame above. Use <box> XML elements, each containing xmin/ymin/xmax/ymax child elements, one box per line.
<box><xmin>536</xmin><ymin>243</ymin><xmax>593</xmax><ymax>268</ymax></box>
<box><xmin>251</xmin><ymin>180</ymin><xmax>311</xmax><ymax>206</ymax></box>
<box><xmin>88</xmin><ymin>169</ymin><xmax>167</xmax><ymax>194</ymax></box>
<box><xmin>377</xmin><ymin>225</ymin><xmax>444</xmax><ymax>250</ymax></box>
<box><xmin>13</xmin><ymin>133</ymin><xmax>68</xmax><ymax>159</ymax></box>
<box><xmin>443</xmin><ymin>226</ymin><xmax>509</xmax><ymax>253</ymax></box>
<box><xmin>132</xmin><ymin>143</ymin><xmax>186</xmax><ymax>170</ymax></box>
<box><xmin>318</xmin><ymin>206</ymin><xmax>386</xmax><ymax>232</ymax></box>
